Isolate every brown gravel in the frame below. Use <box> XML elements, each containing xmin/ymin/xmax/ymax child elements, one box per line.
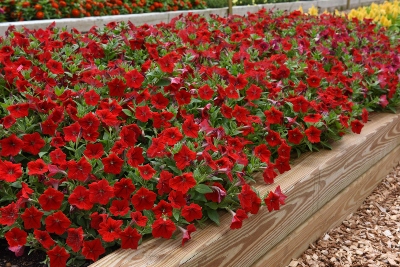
<box><xmin>287</xmin><ymin>163</ymin><xmax>400</xmax><ymax>267</ymax></box>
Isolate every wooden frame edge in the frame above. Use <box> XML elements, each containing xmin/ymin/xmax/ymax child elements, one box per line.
<box><xmin>252</xmin><ymin>145</ymin><xmax>400</xmax><ymax>267</ymax></box>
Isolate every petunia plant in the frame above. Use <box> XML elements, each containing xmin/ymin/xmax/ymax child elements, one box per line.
<box><xmin>0</xmin><ymin>8</ymin><xmax>399</xmax><ymax>267</ymax></box>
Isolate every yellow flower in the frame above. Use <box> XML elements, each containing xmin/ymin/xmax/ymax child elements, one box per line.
<box><xmin>308</xmin><ymin>5</ymin><xmax>318</xmax><ymax>16</ymax></box>
<box><xmin>298</xmin><ymin>6</ymin><xmax>303</xmax><ymax>14</ymax></box>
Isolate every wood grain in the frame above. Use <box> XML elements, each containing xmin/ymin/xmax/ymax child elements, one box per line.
<box><xmin>90</xmin><ymin>112</ymin><xmax>400</xmax><ymax>267</ymax></box>
<box><xmin>252</xmin><ymin>145</ymin><xmax>400</xmax><ymax>267</ymax></box>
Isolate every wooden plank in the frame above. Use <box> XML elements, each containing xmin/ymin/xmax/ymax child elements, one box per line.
<box><xmin>90</xmin><ymin>112</ymin><xmax>400</xmax><ymax>267</ymax></box>
<box><xmin>252</xmin><ymin>145</ymin><xmax>400</xmax><ymax>267</ymax></box>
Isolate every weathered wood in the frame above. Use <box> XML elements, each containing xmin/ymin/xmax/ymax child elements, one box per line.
<box><xmin>90</xmin><ymin>112</ymin><xmax>400</xmax><ymax>267</ymax></box>
<box><xmin>252</xmin><ymin>145</ymin><xmax>400</xmax><ymax>267</ymax></box>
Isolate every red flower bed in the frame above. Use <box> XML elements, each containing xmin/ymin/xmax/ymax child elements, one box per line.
<box><xmin>0</xmin><ymin>0</ymin><xmax>206</xmax><ymax>22</ymax></box>
<box><xmin>0</xmin><ymin>9</ymin><xmax>399</xmax><ymax>267</ymax></box>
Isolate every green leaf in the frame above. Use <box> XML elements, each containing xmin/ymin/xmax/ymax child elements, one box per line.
<box><xmin>206</xmin><ymin>202</ymin><xmax>218</xmax><ymax>210</ymax></box>
<box><xmin>155</xmin><ymin>78</ymin><xmax>171</xmax><ymax>87</ymax></box>
<box><xmin>122</xmin><ymin>109</ymin><xmax>133</xmax><ymax>117</ymax></box>
<box><xmin>10</xmin><ymin>181</ymin><xmax>22</xmax><ymax>188</ymax></box>
<box><xmin>38</xmin><ymin>152</ymin><xmax>47</xmax><ymax>158</ymax></box>
<box><xmin>172</xmin><ymin>208</ymin><xmax>180</xmax><ymax>221</ymax></box>
<box><xmin>206</xmin><ymin>209</ymin><xmax>219</xmax><ymax>226</ymax></box>
<box><xmin>195</xmin><ymin>184</ymin><xmax>213</xmax><ymax>194</ymax></box>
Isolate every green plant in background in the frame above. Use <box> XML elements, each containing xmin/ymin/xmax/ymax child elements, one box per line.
<box><xmin>205</xmin><ymin>0</ymin><xmax>228</xmax><ymax>8</ymax></box>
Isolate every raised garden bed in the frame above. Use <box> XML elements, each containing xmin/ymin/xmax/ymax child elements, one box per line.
<box><xmin>0</xmin><ymin>2</ymin><xmax>399</xmax><ymax>267</ymax></box>
<box><xmin>90</xmin><ymin>112</ymin><xmax>400</xmax><ymax>267</ymax></box>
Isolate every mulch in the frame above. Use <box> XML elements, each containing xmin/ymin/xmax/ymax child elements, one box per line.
<box><xmin>287</xmin><ymin>163</ymin><xmax>400</xmax><ymax>267</ymax></box>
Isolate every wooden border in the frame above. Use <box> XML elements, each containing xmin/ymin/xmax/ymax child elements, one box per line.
<box><xmin>91</xmin><ymin>112</ymin><xmax>400</xmax><ymax>267</ymax></box>
<box><xmin>253</xmin><ymin>145</ymin><xmax>400</xmax><ymax>267</ymax></box>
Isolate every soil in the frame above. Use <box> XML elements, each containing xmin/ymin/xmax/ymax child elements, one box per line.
<box><xmin>287</xmin><ymin>163</ymin><xmax>400</xmax><ymax>267</ymax></box>
<box><xmin>0</xmin><ymin>239</ymin><xmax>46</xmax><ymax>267</ymax></box>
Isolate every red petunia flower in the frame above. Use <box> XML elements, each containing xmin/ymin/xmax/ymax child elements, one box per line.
<box><xmin>82</xmin><ymin>239</ymin><xmax>105</xmax><ymax>262</ymax></box>
<box><xmin>63</xmin><ymin>122</ymin><xmax>81</xmax><ymax>142</ymax></box>
<box><xmin>130</xmin><ymin>211</ymin><xmax>148</xmax><ymax>227</ymax></box>
<box><xmin>5</xmin><ymin>228</ymin><xmax>27</xmax><ymax>247</ymax></box>
<box><xmin>160</xmin><ymin>127</ymin><xmax>183</xmax><ymax>146</ymax></box>
<box><xmin>265</xmin><ymin>130</ymin><xmax>281</xmax><ymax>147</ymax></box>
<box><xmin>126</xmin><ymin>147</ymin><xmax>145</xmax><ymax>168</ymax></box>
<box><xmin>7</xmin><ymin>103</ymin><xmax>29</xmax><ymax>118</ymax></box>
<box><xmin>351</xmin><ymin>119</ymin><xmax>364</xmax><ymax>134</ymax></box>
<box><xmin>0</xmin><ymin>202</ymin><xmax>19</xmax><ymax>226</ymax></box>
<box><xmin>21</xmin><ymin>132</ymin><xmax>45</xmax><ymax>155</ymax></box>
<box><xmin>175</xmin><ymin>89</ymin><xmax>192</xmax><ymax>105</ymax></box>
<box><xmin>78</xmin><ymin>112</ymin><xmax>100</xmax><ymax>132</ymax></box>
<box><xmin>34</xmin><ymin>229</ymin><xmax>55</xmax><ymax>249</ymax></box>
<box><xmin>89</xmin><ymin>179</ymin><xmax>114</xmax><ymax>205</ymax></box>
<box><xmin>49</xmin><ymin>148</ymin><xmax>67</xmax><ymax>166</ymax></box>
<box><xmin>169</xmin><ymin>173</ymin><xmax>197</xmax><ymax>194</ymax></box>
<box><xmin>151</xmin><ymin>93</ymin><xmax>169</xmax><ymax>110</ymax></box>
<box><xmin>287</xmin><ymin>128</ymin><xmax>304</xmax><ymax>145</ymax></box>
<box><xmin>173</xmin><ymin>145</ymin><xmax>196</xmax><ymax>170</ymax></box>
<box><xmin>98</xmin><ymin>217</ymin><xmax>123</xmax><ymax>242</ymax></box>
<box><xmin>107</xmin><ymin>77</ymin><xmax>127</xmax><ymax>97</ymax></box>
<box><xmin>182</xmin><ymin>117</ymin><xmax>199</xmax><ymax>138</ymax></box>
<box><xmin>84</xmin><ymin>90</ymin><xmax>100</xmax><ymax>106</ymax></box>
<box><xmin>245</xmin><ymin>84</ymin><xmax>262</xmax><ymax>101</ymax></box>
<box><xmin>278</xmin><ymin>141</ymin><xmax>291</xmax><ymax>158</ymax></box>
<box><xmin>120</xmin><ymin>226</ymin><xmax>142</xmax><ymax>249</ymax></box>
<box><xmin>205</xmin><ymin>182</ymin><xmax>227</xmax><ymax>203</ymax></box>
<box><xmin>264</xmin><ymin>106</ymin><xmax>283</xmax><ymax>124</ymax></box>
<box><xmin>68</xmin><ymin>186</ymin><xmax>93</xmax><ymax>211</ymax></box>
<box><xmin>274</xmin><ymin>156</ymin><xmax>291</xmax><ymax>174</ymax></box>
<box><xmin>83</xmin><ymin>143</ymin><xmax>104</xmax><ymax>159</ymax></box>
<box><xmin>66</xmin><ymin>227</ymin><xmax>84</xmax><ymax>252</ymax></box>
<box><xmin>67</xmin><ymin>157</ymin><xmax>92</xmax><ymax>181</ymax></box>
<box><xmin>303</xmin><ymin>113</ymin><xmax>322</xmax><ymax>123</ymax></box>
<box><xmin>238</xmin><ymin>184</ymin><xmax>261</xmax><ymax>215</ymax></box>
<box><xmin>263</xmin><ymin>165</ymin><xmax>278</xmax><ymax>184</ymax></box>
<box><xmin>109</xmin><ymin>199</ymin><xmax>130</xmax><ymax>216</ymax></box>
<box><xmin>152</xmin><ymin>200</ymin><xmax>173</xmax><ymax>219</ymax></box>
<box><xmin>27</xmin><ymin>159</ymin><xmax>48</xmax><ymax>176</ymax></box>
<box><xmin>0</xmin><ymin>161</ymin><xmax>22</xmax><ymax>182</ymax></box>
<box><xmin>137</xmin><ymin>164</ymin><xmax>156</xmax><ymax>180</ymax></box>
<box><xmin>113</xmin><ymin>178</ymin><xmax>135</xmax><ymax>199</ymax></box>
<box><xmin>45</xmin><ymin>211</ymin><xmax>71</xmax><ymax>235</ymax></box>
<box><xmin>102</xmin><ymin>153</ymin><xmax>124</xmax><ymax>174</ymax></box>
<box><xmin>47</xmin><ymin>245</ymin><xmax>69</xmax><ymax>267</ymax></box>
<box><xmin>152</xmin><ymin>108</ymin><xmax>172</xmax><ymax>127</ymax></box>
<box><xmin>2</xmin><ymin>115</ymin><xmax>16</xmax><ymax>129</ymax></box>
<box><xmin>152</xmin><ymin>218</ymin><xmax>176</xmax><ymax>239</ymax></box>
<box><xmin>20</xmin><ymin>206</ymin><xmax>43</xmax><ymax>229</ymax></box>
<box><xmin>46</xmin><ymin>59</ymin><xmax>64</xmax><ymax>75</ymax></box>
<box><xmin>290</xmin><ymin>95</ymin><xmax>309</xmax><ymax>113</ymax></box>
<box><xmin>198</xmin><ymin>84</ymin><xmax>214</xmax><ymax>100</ymax></box>
<box><xmin>156</xmin><ymin>170</ymin><xmax>173</xmax><ymax>195</ymax></box>
<box><xmin>131</xmin><ymin>187</ymin><xmax>157</xmax><ymax>211</ymax></box>
<box><xmin>90</xmin><ymin>212</ymin><xmax>107</xmax><ymax>230</ymax></box>
<box><xmin>264</xmin><ymin>191</ymin><xmax>281</xmax><ymax>212</ymax></box>
<box><xmin>254</xmin><ymin>144</ymin><xmax>271</xmax><ymax>163</ymax></box>
<box><xmin>135</xmin><ymin>105</ymin><xmax>152</xmax><ymax>122</ymax></box>
<box><xmin>181</xmin><ymin>203</ymin><xmax>203</xmax><ymax>222</ymax></box>
<box><xmin>0</xmin><ymin>134</ymin><xmax>23</xmax><ymax>157</ymax></box>
<box><xmin>38</xmin><ymin>187</ymin><xmax>64</xmax><ymax>211</ymax></box>
<box><xmin>180</xmin><ymin>224</ymin><xmax>196</xmax><ymax>246</ymax></box>
<box><xmin>168</xmin><ymin>190</ymin><xmax>186</xmax><ymax>208</ymax></box>
<box><xmin>124</xmin><ymin>69</ymin><xmax>144</xmax><ymax>89</ymax></box>
<box><xmin>306</xmin><ymin>75</ymin><xmax>321</xmax><ymax>88</ymax></box>
<box><xmin>41</xmin><ymin>119</ymin><xmax>58</xmax><ymax>136</ymax></box>
<box><xmin>230</xmin><ymin>209</ymin><xmax>248</xmax><ymax>230</ymax></box>
<box><xmin>156</xmin><ymin>53</ymin><xmax>177</xmax><ymax>73</ymax></box>
<box><xmin>305</xmin><ymin>125</ymin><xmax>321</xmax><ymax>143</ymax></box>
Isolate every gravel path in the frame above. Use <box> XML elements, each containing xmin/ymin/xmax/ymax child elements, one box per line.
<box><xmin>287</xmin><ymin>163</ymin><xmax>400</xmax><ymax>267</ymax></box>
